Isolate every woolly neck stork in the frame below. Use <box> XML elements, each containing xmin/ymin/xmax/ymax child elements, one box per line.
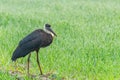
<box><xmin>11</xmin><ymin>24</ymin><xmax>57</xmax><ymax>75</ymax></box>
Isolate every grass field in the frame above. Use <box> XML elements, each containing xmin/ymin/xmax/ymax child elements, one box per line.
<box><xmin>0</xmin><ymin>0</ymin><xmax>120</xmax><ymax>80</ymax></box>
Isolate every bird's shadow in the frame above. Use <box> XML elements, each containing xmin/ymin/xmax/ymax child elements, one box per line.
<box><xmin>9</xmin><ymin>70</ymin><xmax>55</xmax><ymax>80</ymax></box>
<box><xmin>8</xmin><ymin>63</ymin><xmax>64</xmax><ymax>80</ymax></box>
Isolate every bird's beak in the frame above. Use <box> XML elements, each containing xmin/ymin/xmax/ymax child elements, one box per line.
<box><xmin>53</xmin><ymin>32</ymin><xmax>57</xmax><ymax>37</ymax></box>
<box><xmin>45</xmin><ymin>26</ymin><xmax>57</xmax><ymax>37</ymax></box>
<box><xmin>51</xmin><ymin>29</ymin><xmax>57</xmax><ymax>37</ymax></box>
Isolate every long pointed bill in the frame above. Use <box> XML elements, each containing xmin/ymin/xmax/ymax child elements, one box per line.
<box><xmin>44</xmin><ymin>25</ymin><xmax>57</xmax><ymax>37</ymax></box>
<box><xmin>50</xmin><ymin>29</ymin><xmax>57</xmax><ymax>37</ymax></box>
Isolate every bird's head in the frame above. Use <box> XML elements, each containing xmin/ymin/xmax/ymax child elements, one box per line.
<box><xmin>44</xmin><ymin>24</ymin><xmax>57</xmax><ymax>37</ymax></box>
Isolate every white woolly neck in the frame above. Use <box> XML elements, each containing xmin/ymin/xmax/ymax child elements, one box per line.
<box><xmin>44</xmin><ymin>26</ymin><xmax>54</xmax><ymax>37</ymax></box>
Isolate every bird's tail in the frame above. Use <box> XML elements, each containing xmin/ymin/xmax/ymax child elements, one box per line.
<box><xmin>11</xmin><ymin>46</ymin><xmax>31</xmax><ymax>61</ymax></box>
<box><xmin>11</xmin><ymin>46</ymin><xmax>19</xmax><ymax>61</ymax></box>
<box><xmin>11</xmin><ymin>46</ymin><xmax>23</xmax><ymax>61</ymax></box>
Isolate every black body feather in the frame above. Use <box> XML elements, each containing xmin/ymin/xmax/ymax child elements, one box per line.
<box><xmin>11</xmin><ymin>29</ymin><xmax>53</xmax><ymax>61</ymax></box>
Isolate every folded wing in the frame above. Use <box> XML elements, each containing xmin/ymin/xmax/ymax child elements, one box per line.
<box><xmin>11</xmin><ymin>30</ymin><xmax>42</xmax><ymax>61</ymax></box>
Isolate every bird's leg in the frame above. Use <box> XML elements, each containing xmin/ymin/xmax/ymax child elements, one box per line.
<box><xmin>27</xmin><ymin>53</ymin><xmax>31</xmax><ymax>75</ymax></box>
<box><xmin>36</xmin><ymin>50</ymin><xmax>43</xmax><ymax>75</ymax></box>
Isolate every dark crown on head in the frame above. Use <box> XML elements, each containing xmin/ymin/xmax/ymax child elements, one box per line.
<box><xmin>45</xmin><ymin>24</ymin><xmax>51</xmax><ymax>27</ymax></box>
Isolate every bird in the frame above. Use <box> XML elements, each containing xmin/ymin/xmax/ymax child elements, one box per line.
<box><xmin>11</xmin><ymin>23</ymin><xmax>57</xmax><ymax>75</ymax></box>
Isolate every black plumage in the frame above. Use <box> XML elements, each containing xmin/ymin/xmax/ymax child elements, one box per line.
<box><xmin>11</xmin><ymin>24</ymin><xmax>56</xmax><ymax>75</ymax></box>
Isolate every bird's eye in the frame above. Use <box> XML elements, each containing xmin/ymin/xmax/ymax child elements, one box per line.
<box><xmin>45</xmin><ymin>24</ymin><xmax>51</xmax><ymax>27</ymax></box>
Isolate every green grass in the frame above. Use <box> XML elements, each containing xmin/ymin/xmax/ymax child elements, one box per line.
<box><xmin>0</xmin><ymin>0</ymin><xmax>120</xmax><ymax>79</ymax></box>
<box><xmin>0</xmin><ymin>71</ymin><xmax>16</xmax><ymax>80</ymax></box>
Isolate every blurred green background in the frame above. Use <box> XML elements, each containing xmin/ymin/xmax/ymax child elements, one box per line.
<box><xmin>0</xmin><ymin>0</ymin><xmax>120</xmax><ymax>80</ymax></box>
